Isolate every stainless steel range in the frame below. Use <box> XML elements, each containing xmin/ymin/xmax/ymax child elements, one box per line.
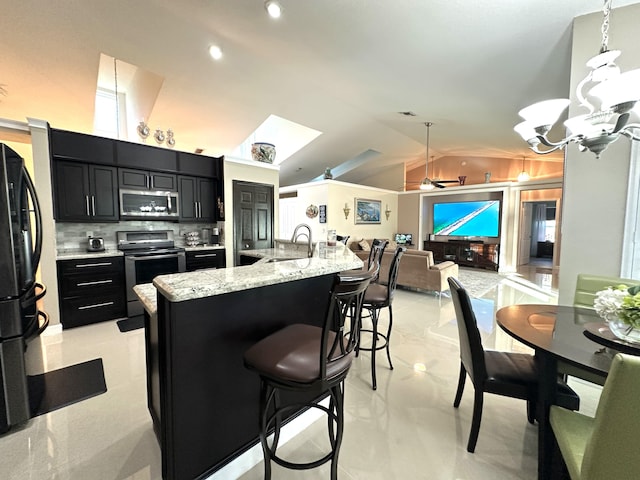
<box><xmin>117</xmin><ymin>230</ymin><xmax>186</xmax><ymax>317</ymax></box>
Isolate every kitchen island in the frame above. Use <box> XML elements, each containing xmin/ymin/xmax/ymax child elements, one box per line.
<box><xmin>134</xmin><ymin>245</ymin><xmax>362</xmax><ymax>480</ymax></box>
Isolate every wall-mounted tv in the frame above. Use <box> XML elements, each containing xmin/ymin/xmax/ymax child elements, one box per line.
<box><xmin>395</xmin><ymin>233</ymin><xmax>413</xmax><ymax>245</ymax></box>
<box><xmin>433</xmin><ymin>200</ymin><xmax>500</xmax><ymax>238</ymax></box>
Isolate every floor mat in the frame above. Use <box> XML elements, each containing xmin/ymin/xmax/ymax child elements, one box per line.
<box><xmin>28</xmin><ymin>358</ymin><xmax>107</xmax><ymax>417</ymax></box>
<box><xmin>117</xmin><ymin>316</ymin><xmax>144</xmax><ymax>332</ymax></box>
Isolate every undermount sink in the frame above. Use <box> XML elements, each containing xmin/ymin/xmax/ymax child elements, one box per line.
<box><xmin>265</xmin><ymin>257</ymin><xmax>305</xmax><ymax>263</ymax></box>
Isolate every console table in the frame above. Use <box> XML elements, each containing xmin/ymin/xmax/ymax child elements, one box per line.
<box><xmin>424</xmin><ymin>240</ymin><xmax>498</xmax><ymax>271</ymax></box>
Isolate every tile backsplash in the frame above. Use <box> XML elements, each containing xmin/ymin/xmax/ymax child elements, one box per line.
<box><xmin>56</xmin><ymin>220</ymin><xmax>225</xmax><ymax>252</ymax></box>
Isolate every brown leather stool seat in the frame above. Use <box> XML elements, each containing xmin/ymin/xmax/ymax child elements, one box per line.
<box><xmin>244</xmin><ymin>269</ymin><xmax>374</xmax><ymax>479</ymax></box>
<box><xmin>244</xmin><ymin>324</ymin><xmax>353</xmax><ymax>384</ymax></box>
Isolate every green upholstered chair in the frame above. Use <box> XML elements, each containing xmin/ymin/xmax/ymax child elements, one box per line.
<box><xmin>550</xmin><ymin>353</ymin><xmax>640</xmax><ymax>480</ymax></box>
<box><xmin>573</xmin><ymin>274</ymin><xmax>640</xmax><ymax>310</ymax></box>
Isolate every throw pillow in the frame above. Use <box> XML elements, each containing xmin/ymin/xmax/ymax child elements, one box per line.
<box><xmin>359</xmin><ymin>239</ymin><xmax>371</xmax><ymax>251</ymax></box>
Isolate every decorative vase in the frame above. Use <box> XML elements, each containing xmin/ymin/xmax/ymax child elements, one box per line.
<box><xmin>458</xmin><ymin>175</ymin><xmax>467</xmax><ymax>185</ymax></box>
<box><xmin>323</xmin><ymin>168</ymin><xmax>333</xmax><ymax>179</ymax></box>
<box><xmin>251</xmin><ymin>142</ymin><xmax>276</xmax><ymax>164</ymax></box>
<box><xmin>605</xmin><ymin>313</ymin><xmax>640</xmax><ymax>344</ymax></box>
<box><xmin>484</xmin><ymin>172</ymin><xmax>491</xmax><ymax>183</ymax></box>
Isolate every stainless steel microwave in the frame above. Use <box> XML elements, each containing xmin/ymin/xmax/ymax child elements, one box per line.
<box><xmin>119</xmin><ymin>188</ymin><xmax>180</xmax><ymax>218</ymax></box>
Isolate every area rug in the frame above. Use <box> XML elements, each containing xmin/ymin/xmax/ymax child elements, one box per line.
<box><xmin>28</xmin><ymin>358</ymin><xmax>107</xmax><ymax>417</ymax></box>
<box><xmin>457</xmin><ymin>267</ymin><xmax>506</xmax><ymax>298</ymax></box>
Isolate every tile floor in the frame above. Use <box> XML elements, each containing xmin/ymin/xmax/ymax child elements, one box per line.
<box><xmin>0</xmin><ymin>266</ymin><xmax>602</xmax><ymax>480</ymax></box>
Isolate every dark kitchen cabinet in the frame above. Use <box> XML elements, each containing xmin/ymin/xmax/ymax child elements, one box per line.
<box><xmin>177</xmin><ymin>152</ymin><xmax>222</xmax><ymax>178</ymax></box>
<box><xmin>115</xmin><ymin>140</ymin><xmax>177</xmax><ymax>172</ymax></box>
<box><xmin>178</xmin><ymin>176</ymin><xmax>216</xmax><ymax>222</ymax></box>
<box><xmin>50</xmin><ymin>128</ymin><xmax>116</xmax><ymax>165</ymax></box>
<box><xmin>118</xmin><ymin>168</ymin><xmax>177</xmax><ymax>191</ymax></box>
<box><xmin>185</xmin><ymin>249</ymin><xmax>226</xmax><ymax>271</ymax></box>
<box><xmin>57</xmin><ymin>256</ymin><xmax>127</xmax><ymax>328</ymax></box>
<box><xmin>53</xmin><ymin>160</ymin><xmax>119</xmax><ymax>222</ymax></box>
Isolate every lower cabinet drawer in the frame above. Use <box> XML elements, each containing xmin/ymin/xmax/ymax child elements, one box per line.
<box><xmin>59</xmin><ymin>272</ymin><xmax>124</xmax><ymax>297</ymax></box>
<box><xmin>60</xmin><ymin>294</ymin><xmax>127</xmax><ymax>329</ymax></box>
<box><xmin>186</xmin><ymin>250</ymin><xmax>226</xmax><ymax>271</ymax></box>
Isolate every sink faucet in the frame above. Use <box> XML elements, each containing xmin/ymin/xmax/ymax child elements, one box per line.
<box><xmin>291</xmin><ymin>223</ymin><xmax>313</xmax><ymax>258</ymax></box>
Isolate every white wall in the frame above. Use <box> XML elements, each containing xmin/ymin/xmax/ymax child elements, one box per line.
<box><xmin>280</xmin><ymin>180</ymin><xmax>398</xmax><ymax>244</ymax></box>
<box><xmin>558</xmin><ymin>3</ymin><xmax>640</xmax><ymax>303</ymax></box>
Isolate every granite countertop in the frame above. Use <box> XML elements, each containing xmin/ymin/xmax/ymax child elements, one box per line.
<box><xmin>57</xmin><ymin>245</ymin><xmax>225</xmax><ymax>260</ymax></box>
<box><xmin>149</xmin><ymin>244</ymin><xmax>362</xmax><ymax>306</ymax></box>
<box><xmin>56</xmin><ymin>249</ymin><xmax>124</xmax><ymax>260</ymax></box>
<box><xmin>133</xmin><ymin>283</ymin><xmax>158</xmax><ymax>316</ymax></box>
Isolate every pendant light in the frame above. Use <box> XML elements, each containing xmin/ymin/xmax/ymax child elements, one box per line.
<box><xmin>517</xmin><ymin>156</ymin><xmax>530</xmax><ymax>182</ymax></box>
<box><xmin>420</xmin><ymin>122</ymin><xmax>435</xmax><ymax>190</ymax></box>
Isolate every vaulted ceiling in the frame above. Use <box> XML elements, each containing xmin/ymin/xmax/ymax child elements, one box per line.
<box><xmin>2</xmin><ymin>1</ymin><xmax>638</xmax><ymax>188</ymax></box>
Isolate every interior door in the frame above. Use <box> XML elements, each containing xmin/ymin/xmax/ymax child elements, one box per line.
<box><xmin>518</xmin><ymin>202</ymin><xmax>533</xmax><ymax>266</ymax></box>
<box><xmin>233</xmin><ymin>181</ymin><xmax>273</xmax><ymax>266</ymax></box>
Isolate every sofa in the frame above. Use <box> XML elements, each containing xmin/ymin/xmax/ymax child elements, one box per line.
<box><xmin>348</xmin><ymin>238</ymin><xmax>458</xmax><ymax>293</ymax></box>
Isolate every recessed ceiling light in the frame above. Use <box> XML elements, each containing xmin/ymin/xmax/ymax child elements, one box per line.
<box><xmin>265</xmin><ymin>1</ymin><xmax>282</xmax><ymax>19</ymax></box>
<box><xmin>209</xmin><ymin>45</ymin><xmax>223</xmax><ymax>60</ymax></box>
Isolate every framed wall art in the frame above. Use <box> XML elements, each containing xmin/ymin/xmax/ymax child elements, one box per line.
<box><xmin>355</xmin><ymin>198</ymin><xmax>381</xmax><ymax>224</ymax></box>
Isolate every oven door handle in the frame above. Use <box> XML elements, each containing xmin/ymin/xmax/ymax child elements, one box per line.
<box><xmin>126</xmin><ymin>253</ymin><xmax>182</xmax><ymax>261</ymax></box>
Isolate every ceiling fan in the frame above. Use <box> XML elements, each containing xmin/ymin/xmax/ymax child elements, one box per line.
<box><xmin>407</xmin><ymin>122</ymin><xmax>460</xmax><ymax>190</ymax></box>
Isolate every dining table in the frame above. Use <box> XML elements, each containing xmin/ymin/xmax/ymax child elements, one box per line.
<box><xmin>496</xmin><ymin>304</ymin><xmax>640</xmax><ymax>480</ymax></box>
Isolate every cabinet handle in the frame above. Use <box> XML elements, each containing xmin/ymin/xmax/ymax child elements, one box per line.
<box><xmin>194</xmin><ymin>202</ymin><xmax>198</xmax><ymax>218</ymax></box>
<box><xmin>76</xmin><ymin>279</ymin><xmax>113</xmax><ymax>287</ymax></box>
<box><xmin>194</xmin><ymin>254</ymin><xmax>217</xmax><ymax>258</ymax></box>
<box><xmin>78</xmin><ymin>301</ymin><xmax>114</xmax><ymax>310</ymax></box>
<box><xmin>76</xmin><ymin>262</ymin><xmax>113</xmax><ymax>268</ymax></box>
<box><xmin>85</xmin><ymin>195</ymin><xmax>90</xmax><ymax>216</ymax></box>
<box><xmin>146</xmin><ymin>175</ymin><xmax>151</xmax><ymax>189</ymax></box>
<box><xmin>91</xmin><ymin>196</ymin><xmax>96</xmax><ymax>216</ymax></box>
<box><xmin>167</xmin><ymin>194</ymin><xmax>172</xmax><ymax>212</ymax></box>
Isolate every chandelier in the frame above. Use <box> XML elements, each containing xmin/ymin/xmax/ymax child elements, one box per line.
<box><xmin>514</xmin><ymin>0</ymin><xmax>640</xmax><ymax>158</ymax></box>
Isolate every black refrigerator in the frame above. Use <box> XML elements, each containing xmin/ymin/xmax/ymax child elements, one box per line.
<box><xmin>0</xmin><ymin>143</ymin><xmax>48</xmax><ymax>434</ymax></box>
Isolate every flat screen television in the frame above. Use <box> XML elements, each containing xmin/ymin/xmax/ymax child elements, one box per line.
<box><xmin>432</xmin><ymin>200</ymin><xmax>500</xmax><ymax>238</ymax></box>
<box><xmin>395</xmin><ymin>233</ymin><xmax>413</xmax><ymax>245</ymax></box>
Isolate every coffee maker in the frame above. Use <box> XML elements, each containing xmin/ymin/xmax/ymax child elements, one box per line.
<box><xmin>201</xmin><ymin>227</ymin><xmax>220</xmax><ymax>246</ymax></box>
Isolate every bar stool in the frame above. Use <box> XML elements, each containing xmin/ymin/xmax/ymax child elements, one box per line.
<box><xmin>343</xmin><ymin>239</ymin><xmax>387</xmax><ymax>283</ymax></box>
<box><xmin>357</xmin><ymin>246</ymin><xmax>405</xmax><ymax>389</ymax></box>
<box><xmin>243</xmin><ymin>268</ymin><xmax>374</xmax><ymax>479</ymax></box>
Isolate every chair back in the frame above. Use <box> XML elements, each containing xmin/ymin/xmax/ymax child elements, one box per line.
<box><xmin>574</xmin><ymin>273</ymin><xmax>640</xmax><ymax>309</ymax></box>
<box><xmin>448</xmin><ymin>277</ymin><xmax>487</xmax><ymax>385</ymax></box>
<box><xmin>580</xmin><ymin>353</ymin><xmax>640</xmax><ymax>479</ymax></box>
<box><xmin>367</xmin><ymin>239</ymin><xmax>388</xmax><ymax>283</ymax></box>
<box><xmin>385</xmin><ymin>246</ymin><xmax>406</xmax><ymax>304</ymax></box>
<box><xmin>321</xmin><ymin>269</ymin><xmax>374</xmax><ymax>379</ymax></box>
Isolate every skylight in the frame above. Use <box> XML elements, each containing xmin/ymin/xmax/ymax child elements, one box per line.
<box><xmin>232</xmin><ymin>114</ymin><xmax>322</xmax><ymax>164</ymax></box>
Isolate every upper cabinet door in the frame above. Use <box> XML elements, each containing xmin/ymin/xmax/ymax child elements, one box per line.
<box><xmin>50</xmin><ymin>129</ymin><xmax>116</xmax><ymax>165</ymax></box>
<box><xmin>89</xmin><ymin>165</ymin><xmax>119</xmax><ymax>221</ymax></box>
<box><xmin>198</xmin><ymin>178</ymin><xmax>215</xmax><ymax>221</ymax></box>
<box><xmin>119</xmin><ymin>168</ymin><xmax>177</xmax><ymax>191</ymax></box>
<box><xmin>116</xmin><ymin>141</ymin><xmax>177</xmax><ymax>172</ymax></box>
<box><xmin>53</xmin><ymin>161</ymin><xmax>91</xmax><ymax>221</ymax></box>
